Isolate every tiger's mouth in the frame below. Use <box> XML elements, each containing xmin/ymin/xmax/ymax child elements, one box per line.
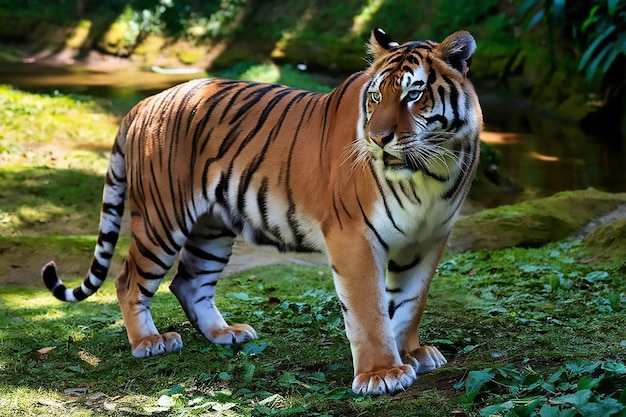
<box><xmin>382</xmin><ymin>152</ymin><xmax>407</xmax><ymax>168</ymax></box>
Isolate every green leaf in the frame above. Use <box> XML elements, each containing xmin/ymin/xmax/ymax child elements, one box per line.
<box><xmin>309</xmin><ymin>372</ymin><xmax>326</xmax><ymax>382</ymax></box>
<box><xmin>230</xmin><ymin>292</ymin><xmax>250</xmax><ymax>301</ymax></box>
<box><xmin>480</xmin><ymin>401</ymin><xmax>514</xmax><ymax>416</ymax></box>
<box><xmin>584</xmin><ymin>271</ymin><xmax>610</xmax><ymax>283</ymax></box>
<box><xmin>242</xmin><ymin>342</ymin><xmax>268</xmax><ymax>356</ymax></box>
<box><xmin>603</xmin><ymin>361</ymin><xmax>626</xmax><ymax>375</ymax></box>
<box><xmin>579</xmin><ymin>25</ymin><xmax>617</xmax><ymax>70</ymax></box>
<box><xmin>579</xmin><ymin>398</ymin><xmax>625</xmax><ymax>416</ymax></box>
<box><xmin>67</xmin><ymin>365</ymin><xmax>85</xmax><ymax>374</ymax></box>
<box><xmin>539</xmin><ymin>404</ymin><xmax>562</xmax><ymax>417</ymax></box>
<box><xmin>167</xmin><ymin>384</ymin><xmax>185</xmax><ymax>395</ymax></box>
<box><xmin>547</xmin><ymin>368</ymin><xmax>566</xmax><ymax>384</ymax></box>
<box><xmin>582</xmin><ymin>5</ymin><xmax>601</xmax><ymax>32</ymax></box>
<box><xmin>244</xmin><ymin>363</ymin><xmax>255</xmax><ymax>382</ymax></box>
<box><xmin>552</xmin><ymin>389</ymin><xmax>593</xmax><ymax>407</ymax></box>
<box><xmin>585</xmin><ymin>43</ymin><xmax>613</xmax><ymax>83</ymax></box>
<box><xmin>578</xmin><ymin>375</ymin><xmax>603</xmax><ymax>390</ymax></box>
<box><xmin>460</xmin><ymin>344</ymin><xmax>479</xmax><ymax>354</ymax></box>
<box><xmin>463</xmin><ymin>370</ymin><xmax>495</xmax><ymax>403</ymax></box>
<box><xmin>522</xmin><ymin>373</ymin><xmax>543</xmax><ymax>390</ymax></box>
<box><xmin>566</xmin><ymin>360</ymin><xmax>602</xmax><ymax>375</ymax></box>
<box><xmin>527</xmin><ymin>9</ymin><xmax>545</xmax><ymax>30</ymax></box>
<box><xmin>278</xmin><ymin>371</ymin><xmax>300</xmax><ymax>386</ymax></box>
<box><xmin>608</xmin><ymin>0</ymin><xmax>620</xmax><ymax>16</ymax></box>
<box><xmin>520</xmin><ymin>0</ymin><xmax>539</xmax><ymax>15</ymax></box>
<box><xmin>551</xmin><ymin>0</ymin><xmax>565</xmax><ymax>20</ymax></box>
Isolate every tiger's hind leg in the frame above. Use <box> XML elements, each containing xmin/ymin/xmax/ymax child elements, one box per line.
<box><xmin>116</xmin><ymin>237</ymin><xmax>183</xmax><ymax>358</ymax></box>
<box><xmin>169</xmin><ymin>216</ymin><xmax>257</xmax><ymax>345</ymax></box>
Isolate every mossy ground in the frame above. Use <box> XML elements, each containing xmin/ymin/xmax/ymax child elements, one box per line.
<box><xmin>0</xmin><ymin>72</ymin><xmax>625</xmax><ymax>416</ymax></box>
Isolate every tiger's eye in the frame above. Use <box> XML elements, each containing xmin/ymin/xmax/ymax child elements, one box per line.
<box><xmin>370</xmin><ymin>91</ymin><xmax>382</xmax><ymax>103</ymax></box>
<box><xmin>406</xmin><ymin>90</ymin><xmax>423</xmax><ymax>101</ymax></box>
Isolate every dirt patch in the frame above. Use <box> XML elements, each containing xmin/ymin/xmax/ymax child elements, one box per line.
<box><xmin>0</xmin><ymin>235</ymin><xmax>327</xmax><ymax>288</ymax></box>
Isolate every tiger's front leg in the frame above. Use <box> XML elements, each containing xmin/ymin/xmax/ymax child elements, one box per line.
<box><xmin>386</xmin><ymin>238</ymin><xmax>449</xmax><ymax>376</ymax></box>
<box><xmin>325</xmin><ymin>230</ymin><xmax>416</xmax><ymax>396</ymax></box>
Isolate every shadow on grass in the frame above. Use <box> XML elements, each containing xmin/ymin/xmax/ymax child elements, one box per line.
<box><xmin>0</xmin><ymin>165</ymin><xmax>105</xmax><ymax>236</ymax></box>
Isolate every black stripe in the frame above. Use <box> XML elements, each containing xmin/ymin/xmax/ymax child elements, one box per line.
<box><xmin>230</xmin><ymin>83</ymin><xmax>284</xmax><ymax>124</ymax></box>
<box><xmin>385</xmin><ymin>179</ymin><xmax>405</xmax><ymax>210</ymax></box>
<box><xmin>388</xmin><ymin>253</ymin><xmax>421</xmax><ymax>273</ymax></box>
<box><xmin>102</xmin><ymin>202</ymin><xmax>124</xmax><ymax>217</ymax></box>
<box><xmin>441</xmin><ymin>73</ymin><xmax>461</xmax><ymax>130</ymax></box>
<box><xmin>195</xmin><ymin>295</ymin><xmax>213</xmax><ymax>304</ymax></box>
<box><xmin>257</xmin><ymin>177</ymin><xmax>270</xmax><ymax>230</ymax></box>
<box><xmin>442</xmin><ymin>142</ymin><xmax>476</xmax><ymax>200</ymax></box>
<box><xmin>357</xmin><ymin>195</ymin><xmax>388</xmax><ymax>251</ymax></box>
<box><xmin>136</xmin><ymin>264</ymin><xmax>164</xmax><ymax>281</ymax></box>
<box><xmin>369</xmin><ymin>160</ymin><xmax>404</xmax><ymax>234</ymax></box>
<box><xmin>424</xmin><ymin>114</ymin><xmax>448</xmax><ymax>129</ymax></box>
<box><xmin>97</xmin><ymin>230</ymin><xmax>119</xmax><ymax>246</ymax></box>
<box><xmin>133</xmin><ymin>234</ymin><xmax>171</xmax><ymax>271</ymax></box>
<box><xmin>388</xmin><ymin>296</ymin><xmax>418</xmax><ymax>320</ymax></box>
<box><xmin>52</xmin><ymin>284</ymin><xmax>67</xmax><ymax>300</ymax></box>
<box><xmin>421</xmin><ymin>166</ymin><xmax>449</xmax><ymax>182</ymax></box>
<box><xmin>138</xmin><ymin>283</ymin><xmax>155</xmax><ymax>298</ymax></box>
<box><xmin>147</xmin><ymin>164</ymin><xmax>180</xmax><ymax>254</ymax></box>
<box><xmin>89</xmin><ymin>258</ymin><xmax>109</xmax><ymax>281</ymax></box>
<box><xmin>184</xmin><ymin>244</ymin><xmax>229</xmax><ymax>264</ymax></box>
<box><xmin>72</xmin><ymin>287</ymin><xmax>88</xmax><ymax>301</ymax></box>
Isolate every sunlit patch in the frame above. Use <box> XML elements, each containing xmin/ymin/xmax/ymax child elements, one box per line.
<box><xmin>480</xmin><ymin>130</ymin><xmax>525</xmax><ymax>145</ymax></box>
<box><xmin>529</xmin><ymin>151</ymin><xmax>559</xmax><ymax>162</ymax></box>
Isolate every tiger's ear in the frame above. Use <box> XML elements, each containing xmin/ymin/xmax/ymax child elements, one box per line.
<box><xmin>368</xmin><ymin>27</ymin><xmax>400</xmax><ymax>60</ymax></box>
<box><xmin>437</xmin><ymin>31</ymin><xmax>476</xmax><ymax>76</ymax></box>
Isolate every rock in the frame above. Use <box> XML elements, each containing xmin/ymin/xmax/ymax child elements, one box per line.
<box><xmin>450</xmin><ymin>188</ymin><xmax>626</xmax><ymax>252</ymax></box>
<box><xmin>582</xmin><ymin>217</ymin><xmax>626</xmax><ymax>260</ymax></box>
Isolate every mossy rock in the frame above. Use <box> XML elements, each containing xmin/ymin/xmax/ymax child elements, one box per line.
<box><xmin>98</xmin><ymin>21</ymin><xmax>134</xmax><ymax>56</ymax></box>
<box><xmin>582</xmin><ymin>216</ymin><xmax>626</xmax><ymax>260</ymax></box>
<box><xmin>450</xmin><ymin>188</ymin><xmax>626</xmax><ymax>252</ymax></box>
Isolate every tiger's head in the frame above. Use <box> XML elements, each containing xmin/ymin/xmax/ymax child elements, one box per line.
<box><xmin>357</xmin><ymin>28</ymin><xmax>482</xmax><ymax>181</ymax></box>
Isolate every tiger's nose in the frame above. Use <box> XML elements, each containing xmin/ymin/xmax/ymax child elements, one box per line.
<box><xmin>370</xmin><ymin>132</ymin><xmax>394</xmax><ymax>149</ymax></box>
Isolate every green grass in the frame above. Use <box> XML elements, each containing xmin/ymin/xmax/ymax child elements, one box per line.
<box><xmin>1</xmin><ymin>245</ymin><xmax>625</xmax><ymax>416</ymax></box>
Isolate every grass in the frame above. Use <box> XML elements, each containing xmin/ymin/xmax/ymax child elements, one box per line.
<box><xmin>1</xmin><ymin>246</ymin><xmax>624</xmax><ymax>416</ymax></box>
<box><xmin>1</xmin><ymin>68</ymin><xmax>625</xmax><ymax>416</ymax></box>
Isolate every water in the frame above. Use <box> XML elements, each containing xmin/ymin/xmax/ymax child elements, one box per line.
<box><xmin>479</xmin><ymin>94</ymin><xmax>626</xmax><ymax>201</ymax></box>
<box><xmin>1</xmin><ymin>63</ymin><xmax>625</xmax><ymax>201</ymax></box>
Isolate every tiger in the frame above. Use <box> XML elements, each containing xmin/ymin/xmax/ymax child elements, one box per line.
<box><xmin>42</xmin><ymin>27</ymin><xmax>482</xmax><ymax>396</ymax></box>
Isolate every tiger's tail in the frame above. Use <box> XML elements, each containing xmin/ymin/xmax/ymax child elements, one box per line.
<box><xmin>42</xmin><ymin>111</ymin><xmax>132</xmax><ymax>302</ymax></box>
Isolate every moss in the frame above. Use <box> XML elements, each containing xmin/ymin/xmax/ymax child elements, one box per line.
<box><xmin>175</xmin><ymin>47</ymin><xmax>205</xmax><ymax>65</ymax></box>
<box><xmin>133</xmin><ymin>34</ymin><xmax>165</xmax><ymax>63</ymax></box>
<box><xmin>98</xmin><ymin>21</ymin><xmax>134</xmax><ymax>56</ymax></box>
<box><xmin>65</xmin><ymin>20</ymin><xmax>91</xmax><ymax>50</ymax></box>
<box><xmin>451</xmin><ymin>188</ymin><xmax>626</xmax><ymax>252</ymax></box>
<box><xmin>583</xmin><ymin>218</ymin><xmax>626</xmax><ymax>260</ymax></box>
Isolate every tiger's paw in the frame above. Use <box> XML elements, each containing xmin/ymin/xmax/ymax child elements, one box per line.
<box><xmin>131</xmin><ymin>332</ymin><xmax>183</xmax><ymax>358</ymax></box>
<box><xmin>208</xmin><ymin>324</ymin><xmax>258</xmax><ymax>345</ymax></box>
<box><xmin>403</xmin><ymin>345</ymin><xmax>447</xmax><ymax>375</ymax></box>
<box><xmin>351</xmin><ymin>365</ymin><xmax>417</xmax><ymax>396</ymax></box>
